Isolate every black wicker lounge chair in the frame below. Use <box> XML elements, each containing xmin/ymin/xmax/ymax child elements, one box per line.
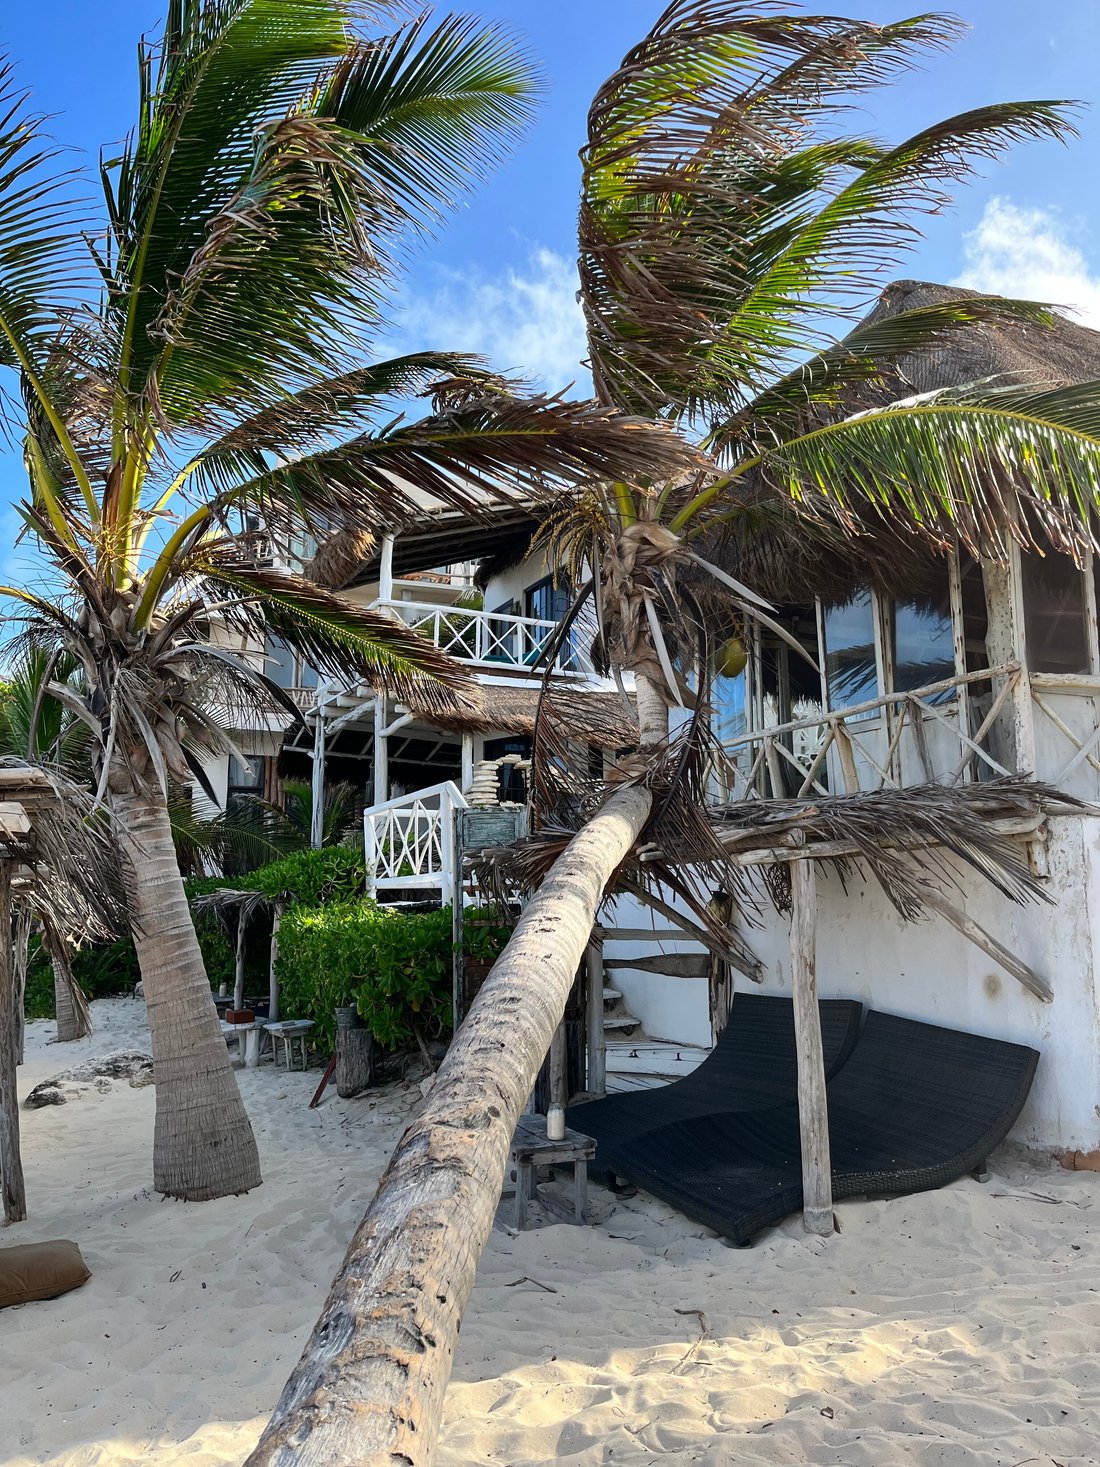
<box><xmin>606</xmin><ymin>1010</ymin><xmax>1039</xmax><ymax>1246</ymax></box>
<box><xmin>567</xmin><ymin>993</ymin><xmax>862</xmax><ymax>1175</ymax></box>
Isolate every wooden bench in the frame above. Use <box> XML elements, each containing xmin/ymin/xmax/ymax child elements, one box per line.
<box><xmin>509</xmin><ymin>1114</ymin><xmax>596</xmax><ymax>1230</ymax></box>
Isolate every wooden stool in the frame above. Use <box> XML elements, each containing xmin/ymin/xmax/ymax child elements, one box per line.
<box><xmin>508</xmin><ymin>1114</ymin><xmax>596</xmax><ymax>1230</ymax></box>
<box><xmin>263</xmin><ymin>1020</ymin><xmax>314</xmax><ymax>1071</ymax></box>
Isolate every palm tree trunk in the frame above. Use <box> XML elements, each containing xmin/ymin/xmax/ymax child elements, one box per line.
<box><xmin>48</xmin><ymin>926</ymin><xmax>91</xmax><ymax>1043</ymax></box>
<box><xmin>12</xmin><ymin>909</ymin><xmax>30</xmax><ymax>1065</ymax></box>
<box><xmin>110</xmin><ymin>786</ymin><xmax>262</xmax><ymax>1201</ymax></box>
<box><xmin>244</xmin><ymin>780</ymin><xmax>654</xmax><ymax>1466</ymax></box>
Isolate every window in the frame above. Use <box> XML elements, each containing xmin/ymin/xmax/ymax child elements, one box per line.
<box><xmin>524</xmin><ymin>575</ymin><xmax>574</xmax><ymax>668</ymax></box>
<box><xmin>891</xmin><ymin>601</ymin><xmax>955</xmax><ymax>699</ymax></box>
<box><xmin>1022</xmin><ymin>552</ymin><xmax>1092</xmax><ymax>675</ymax></box>
<box><xmin>823</xmin><ymin>592</ymin><xmax>878</xmax><ymax>715</ymax></box>
<box><xmin>226</xmin><ymin>754</ymin><xmax>263</xmax><ymax>815</ymax></box>
<box><xmin>265</xmin><ymin>634</ymin><xmax>318</xmax><ymax>690</ymax></box>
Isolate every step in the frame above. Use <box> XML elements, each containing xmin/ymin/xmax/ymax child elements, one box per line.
<box><xmin>602</xmin><ymin>987</ymin><xmax>623</xmax><ymax>1003</ymax></box>
<box><xmin>603</xmin><ymin>1015</ymin><xmax>642</xmax><ymax>1032</ymax></box>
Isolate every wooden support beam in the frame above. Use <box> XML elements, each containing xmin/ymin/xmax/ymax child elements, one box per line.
<box><xmin>604</xmin><ymin>952</ymin><xmax>711</xmax><ymax>979</ymax></box>
<box><xmin>0</xmin><ymin>803</ymin><xmax>30</xmax><ymax>836</ymax></box>
<box><xmin>0</xmin><ymin>858</ymin><xmax>26</xmax><ymax>1223</ymax></box>
<box><xmin>917</xmin><ymin>883</ymin><xmax>1053</xmax><ymax>1003</ymax></box>
<box><xmin>790</xmin><ymin>859</ymin><xmax>833</xmax><ymax>1238</ymax></box>
<box><xmin>585</xmin><ymin>940</ymin><xmax>606</xmax><ymax>1097</ymax></box>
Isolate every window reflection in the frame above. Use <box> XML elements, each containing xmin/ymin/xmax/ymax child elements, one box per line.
<box><xmin>893</xmin><ymin>601</ymin><xmax>955</xmax><ymax>701</ymax></box>
<box><xmin>824</xmin><ymin>592</ymin><xmax>878</xmax><ymax>715</ymax></box>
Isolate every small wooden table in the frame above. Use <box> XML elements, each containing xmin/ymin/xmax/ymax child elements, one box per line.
<box><xmin>264</xmin><ymin>1020</ymin><xmax>315</xmax><ymax>1071</ymax></box>
<box><xmin>509</xmin><ymin>1114</ymin><xmax>596</xmax><ymax>1230</ymax></box>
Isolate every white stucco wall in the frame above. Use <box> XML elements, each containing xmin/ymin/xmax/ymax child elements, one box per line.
<box><xmin>605</xmin><ymin>814</ymin><xmax>1100</xmax><ymax>1150</ymax></box>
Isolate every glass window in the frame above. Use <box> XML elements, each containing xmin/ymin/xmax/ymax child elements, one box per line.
<box><xmin>823</xmin><ymin>592</ymin><xmax>878</xmax><ymax>714</ymax></box>
<box><xmin>524</xmin><ymin>575</ymin><xmax>574</xmax><ymax>669</ymax></box>
<box><xmin>712</xmin><ymin>672</ymin><xmax>746</xmax><ymax>744</ymax></box>
<box><xmin>1022</xmin><ymin>552</ymin><xmax>1092</xmax><ymax>675</ymax></box>
<box><xmin>892</xmin><ymin>601</ymin><xmax>955</xmax><ymax>699</ymax></box>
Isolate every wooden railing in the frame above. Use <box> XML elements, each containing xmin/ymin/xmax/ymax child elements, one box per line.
<box><xmin>374</xmin><ymin>598</ymin><xmax>593</xmax><ymax>676</ymax></box>
<box><xmin>363</xmin><ymin>780</ymin><xmax>469</xmax><ymax>904</ymax></box>
<box><xmin>718</xmin><ymin>663</ymin><xmax>1022</xmax><ymax>798</ymax></box>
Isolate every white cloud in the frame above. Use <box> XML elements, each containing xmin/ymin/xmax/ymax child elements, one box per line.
<box><xmin>953</xmin><ymin>197</ymin><xmax>1100</xmax><ymax>328</ymax></box>
<box><xmin>392</xmin><ymin>246</ymin><xmax>591</xmax><ymax>394</ymax></box>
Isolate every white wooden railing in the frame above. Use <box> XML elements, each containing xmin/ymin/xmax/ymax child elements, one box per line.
<box><xmin>718</xmin><ymin>663</ymin><xmax>1023</xmax><ymax>799</ymax></box>
<box><xmin>374</xmin><ymin>598</ymin><xmax>593</xmax><ymax>676</ymax></box>
<box><xmin>363</xmin><ymin>780</ymin><xmax>469</xmax><ymax>904</ymax></box>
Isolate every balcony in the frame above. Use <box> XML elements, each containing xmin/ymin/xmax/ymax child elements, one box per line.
<box><xmin>718</xmin><ymin>660</ymin><xmax>1100</xmax><ymax>804</ymax></box>
<box><xmin>375</xmin><ymin>597</ymin><xmax>594</xmax><ymax>677</ymax></box>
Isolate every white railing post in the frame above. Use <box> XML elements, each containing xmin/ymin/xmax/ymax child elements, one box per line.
<box><xmin>439</xmin><ymin>787</ymin><xmax>455</xmax><ymax>907</ymax></box>
<box><xmin>378</xmin><ymin>533</ymin><xmax>395</xmax><ymax>604</ymax></box>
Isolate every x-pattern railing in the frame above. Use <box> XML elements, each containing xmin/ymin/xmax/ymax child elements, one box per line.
<box><xmin>720</xmin><ymin>663</ymin><xmax>1022</xmax><ymax>799</ymax></box>
<box><xmin>376</xmin><ymin>598</ymin><xmax>591</xmax><ymax>675</ymax></box>
<box><xmin>364</xmin><ymin>781</ymin><xmax>469</xmax><ymax>904</ymax></box>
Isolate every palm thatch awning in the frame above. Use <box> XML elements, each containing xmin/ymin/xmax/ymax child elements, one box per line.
<box><xmin>407</xmin><ymin>684</ymin><xmax>637</xmax><ymax>751</ymax></box>
<box><xmin>0</xmin><ymin>761</ymin><xmax>125</xmax><ymax>942</ymax></box>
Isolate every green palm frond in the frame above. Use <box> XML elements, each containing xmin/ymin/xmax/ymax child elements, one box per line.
<box><xmin>709</xmin><ymin>296</ymin><xmax>1062</xmax><ymax>453</ymax></box>
<box><xmin>317</xmin><ymin>10</ymin><xmax>538</xmax><ymax>232</ymax></box>
<box><xmin>106</xmin><ymin>0</ymin><xmax>351</xmax><ymax>411</ymax></box>
<box><xmin>753</xmin><ymin>379</ymin><xmax>1100</xmax><ymax>560</ymax></box>
<box><xmin>579</xmin><ymin>1</ymin><xmax>1077</xmax><ymax>419</ymax></box>
<box><xmin>196</xmin><ymin>555</ymin><xmax>476</xmax><ymax>709</ymax></box>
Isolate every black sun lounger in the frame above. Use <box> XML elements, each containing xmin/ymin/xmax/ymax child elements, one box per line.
<box><xmin>567</xmin><ymin>993</ymin><xmax>862</xmax><ymax>1175</ymax></box>
<box><xmin>606</xmin><ymin>1010</ymin><xmax>1039</xmax><ymax>1246</ymax></box>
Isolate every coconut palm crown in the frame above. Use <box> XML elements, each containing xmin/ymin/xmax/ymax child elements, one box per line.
<box><xmin>549</xmin><ymin>1</ymin><xmax>1100</xmax><ymax>731</ymax></box>
<box><xmin>0</xmin><ymin>0</ymin><xmax>690</xmax><ymax>1202</ymax></box>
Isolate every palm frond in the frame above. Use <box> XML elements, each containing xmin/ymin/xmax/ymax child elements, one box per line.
<box><xmin>220</xmin><ymin>382</ymin><xmax>697</xmax><ymax>535</ymax></box>
<box><xmin>579</xmin><ymin>2</ymin><xmax>1076</xmax><ymax>418</ymax></box>
<box><xmin>709</xmin><ymin>296</ymin><xmax>1062</xmax><ymax>455</ymax></box>
<box><xmin>755</xmin><ymin>378</ymin><xmax>1100</xmax><ymax>560</ymax></box>
<box><xmin>196</xmin><ymin>554</ymin><xmax>476</xmax><ymax>709</ymax></box>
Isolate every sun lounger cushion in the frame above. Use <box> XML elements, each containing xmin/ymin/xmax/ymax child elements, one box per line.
<box><xmin>0</xmin><ymin>1240</ymin><xmax>91</xmax><ymax>1308</ymax></box>
<box><xmin>568</xmin><ymin>994</ymin><xmax>862</xmax><ymax>1173</ymax></box>
<box><xmin>608</xmin><ymin>1010</ymin><xmax>1039</xmax><ymax>1245</ymax></box>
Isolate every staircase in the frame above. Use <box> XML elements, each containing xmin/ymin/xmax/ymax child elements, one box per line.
<box><xmin>601</xmin><ymin>983</ymin><xmax>641</xmax><ymax>1037</ymax></box>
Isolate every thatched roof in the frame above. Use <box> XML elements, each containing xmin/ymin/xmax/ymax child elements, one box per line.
<box><xmin>709</xmin><ymin>279</ymin><xmax>1100</xmax><ymax>607</ymax></box>
<box><xmin>0</xmin><ymin>761</ymin><xmax>126</xmax><ymax>942</ymax></box>
<box><xmin>407</xmin><ymin>683</ymin><xmax>637</xmax><ymax>751</ymax></box>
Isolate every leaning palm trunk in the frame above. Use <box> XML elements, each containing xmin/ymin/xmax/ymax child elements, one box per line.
<box><xmin>244</xmin><ymin>778</ymin><xmax>654</xmax><ymax>1466</ymax></box>
<box><xmin>12</xmin><ymin>909</ymin><xmax>30</xmax><ymax>1065</ymax></box>
<box><xmin>47</xmin><ymin>925</ymin><xmax>91</xmax><ymax>1043</ymax></box>
<box><xmin>111</xmin><ymin>787</ymin><xmax>261</xmax><ymax>1201</ymax></box>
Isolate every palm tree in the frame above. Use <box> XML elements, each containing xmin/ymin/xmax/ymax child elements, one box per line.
<box><xmin>247</xmin><ymin>7</ymin><xmax>1100</xmax><ymax>1463</ymax></box>
<box><xmin>0</xmin><ymin>1</ymin><xmax>687</xmax><ymax>1202</ymax></box>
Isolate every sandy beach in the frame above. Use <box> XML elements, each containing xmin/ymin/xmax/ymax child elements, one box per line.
<box><xmin>3</xmin><ymin>998</ymin><xmax>1099</xmax><ymax>1467</ymax></box>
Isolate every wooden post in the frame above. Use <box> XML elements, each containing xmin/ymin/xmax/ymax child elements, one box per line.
<box><xmin>585</xmin><ymin>938</ymin><xmax>605</xmax><ymax>1096</ymax></box>
<box><xmin>0</xmin><ymin>858</ymin><xmax>27</xmax><ymax>1223</ymax></box>
<box><xmin>549</xmin><ymin>1020</ymin><xmax>567</xmax><ymax>1109</ymax></box>
<box><xmin>378</xmin><ymin>533</ymin><xmax>395</xmax><ymax>605</ymax></box>
<box><xmin>982</xmin><ymin>546</ymin><xmax>1036</xmax><ymax>775</ymax></box>
<box><xmin>234</xmin><ymin>907</ymin><xmax>248</xmax><ymax>1011</ymax></box>
<box><xmin>789</xmin><ymin>857</ymin><xmax>833</xmax><ymax>1238</ymax></box>
<box><xmin>268</xmin><ymin>903</ymin><xmax>283</xmax><ymax>1024</ymax></box>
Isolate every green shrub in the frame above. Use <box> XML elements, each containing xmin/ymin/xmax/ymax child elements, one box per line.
<box><xmin>353</xmin><ymin>906</ymin><xmax>454</xmax><ymax>1051</ymax></box>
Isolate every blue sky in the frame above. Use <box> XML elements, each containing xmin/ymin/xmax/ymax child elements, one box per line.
<box><xmin>2</xmin><ymin>2</ymin><xmax>1100</xmax><ymax>582</ymax></box>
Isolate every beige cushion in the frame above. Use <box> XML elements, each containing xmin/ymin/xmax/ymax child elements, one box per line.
<box><xmin>0</xmin><ymin>1240</ymin><xmax>91</xmax><ymax>1308</ymax></box>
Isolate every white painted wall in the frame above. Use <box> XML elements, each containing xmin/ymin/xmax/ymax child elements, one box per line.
<box><xmin>605</xmin><ymin>814</ymin><xmax>1100</xmax><ymax>1150</ymax></box>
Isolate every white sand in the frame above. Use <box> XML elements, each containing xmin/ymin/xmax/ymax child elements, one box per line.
<box><xmin>3</xmin><ymin>999</ymin><xmax>1098</xmax><ymax>1467</ymax></box>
